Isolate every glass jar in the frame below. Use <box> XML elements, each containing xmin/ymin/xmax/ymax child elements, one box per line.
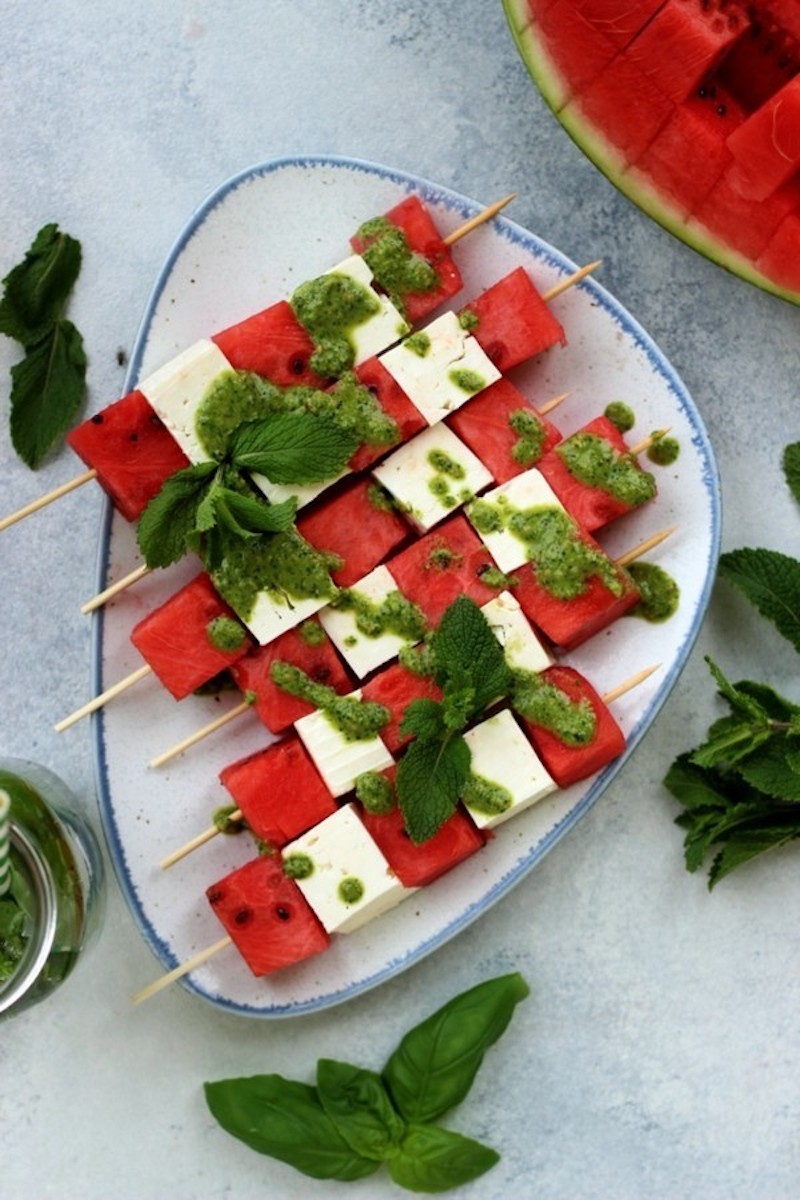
<box><xmin>0</xmin><ymin>758</ymin><xmax>104</xmax><ymax>1018</ymax></box>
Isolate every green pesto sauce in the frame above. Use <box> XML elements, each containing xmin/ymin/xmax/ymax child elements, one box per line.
<box><xmin>283</xmin><ymin>852</ymin><xmax>314</xmax><ymax>880</ymax></box>
<box><xmin>332</xmin><ymin>586</ymin><xmax>427</xmax><ymax>643</ymax></box>
<box><xmin>290</xmin><ymin>268</ymin><xmax>384</xmax><ymax>378</ymax></box>
<box><xmin>458</xmin><ymin>308</ymin><xmax>479</xmax><ymax>332</ymax></box>
<box><xmin>426</xmin><ymin>543</ymin><xmax>463</xmax><ymax>570</ymax></box>
<box><xmin>212</xmin><ymin>529</ymin><xmax>338</xmax><ymax>619</ymax></box>
<box><xmin>462</xmin><ymin>772</ymin><xmax>513</xmax><ymax>816</ymax></box>
<box><xmin>449</xmin><ymin>367</ymin><xmax>486</xmax><ymax>394</ymax></box>
<box><xmin>212</xmin><ymin>804</ymin><xmax>244</xmax><ymax>835</ymax></box>
<box><xmin>195</xmin><ymin>369</ymin><xmax>399</xmax><ymax>462</ymax></box>
<box><xmin>477</xmin><ymin>565</ymin><xmax>518</xmax><ymax>589</ymax></box>
<box><xmin>428</xmin><ymin>447</ymin><xmax>469</xmax><ymax>510</ymax></box>
<box><xmin>626</xmin><ymin>562</ymin><xmax>680</xmax><ymax>623</ymax></box>
<box><xmin>647</xmin><ymin>433</ymin><xmax>680</xmax><ymax>466</ymax></box>
<box><xmin>299</xmin><ymin>619</ymin><xmax>327</xmax><ymax>646</ymax></box>
<box><xmin>512</xmin><ymin>669</ymin><xmax>597</xmax><ymax>746</ymax></box>
<box><xmin>404</xmin><ymin>331</ymin><xmax>431</xmax><ymax>357</ymax></box>
<box><xmin>556</xmin><ymin>432</ymin><xmax>657</xmax><ymax>507</ymax></box>
<box><xmin>269</xmin><ymin>661</ymin><xmax>390</xmax><ymax>741</ymax></box>
<box><xmin>366</xmin><ymin>482</ymin><xmax>395</xmax><ymax>512</ymax></box>
<box><xmin>509</xmin><ymin>408</ymin><xmax>547</xmax><ymax>466</ymax></box>
<box><xmin>206</xmin><ymin>615</ymin><xmax>247</xmax><ymax>653</ymax></box>
<box><xmin>604</xmin><ymin>401</ymin><xmax>635</xmax><ymax>433</ymax></box>
<box><xmin>469</xmin><ymin>497</ymin><xmax>622</xmax><ymax>600</ymax></box>
<box><xmin>355</xmin><ymin>770</ymin><xmax>396</xmax><ymax>814</ymax></box>
<box><xmin>355</xmin><ymin>216</ymin><xmax>439</xmax><ymax>317</ymax></box>
<box><xmin>398</xmin><ymin>639</ymin><xmax>436</xmax><ymax>677</ymax></box>
<box><xmin>339</xmin><ymin>876</ymin><xmax>365</xmax><ymax>905</ymax></box>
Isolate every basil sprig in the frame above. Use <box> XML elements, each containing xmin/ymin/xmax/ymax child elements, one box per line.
<box><xmin>204</xmin><ymin>972</ymin><xmax>529</xmax><ymax>1192</ymax></box>
<box><xmin>0</xmin><ymin>223</ymin><xmax>86</xmax><ymax>468</ymax></box>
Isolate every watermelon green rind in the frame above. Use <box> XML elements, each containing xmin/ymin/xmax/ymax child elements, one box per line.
<box><xmin>502</xmin><ymin>0</ymin><xmax>800</xmax><ymax>305</ymax></box>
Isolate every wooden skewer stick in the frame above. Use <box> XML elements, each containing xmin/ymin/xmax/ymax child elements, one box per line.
<box><xmin>54</xmin><ymin>663</ymin><xmax>152</xmax><ymax>733</ymax></box>
<box><xmin>149</xmin><ymin>700</ymin><xmax>253</xmax><ymax>770</ymax></box>
<box><xmin>542</xmin><ymin>261</ymin><xmax>602</xmax><ymax>302</ymax></box>
<box><xmin>131</xmin><ymin>935</ymin><xmax>233</xmax><ymax>1005</ymax></box>
<box><xmin>537</xmin><ymin>391</ymin><xmax>570</xmax><ymax>417</ymax></box>
<box><xmin>0</xmin><ymin>469</ymin><xmax>98</xmax><ymax>533</ymax></box>
<box><xmin>443</xmin><ymin>194</ymin><xmax>516</xmax><ymax>245</ymax></box>
<box><xmin>81</xmin><ymin>563</ymin><xmax>152</xmax><ymax>615</ymax></box>
<box><xmin>615</xmin><ymin>525</ymin><xmax>676</xmax><ymax>568</ymax></box>
<box><xmin>627</xmin><ymin>428</ymin><xmax>671</xmax><ymax>458</ymax></box>
<box><xmin>601</xmin><ymin>663</ymin><xmax>660</xmax><ymax>706</ymax></box>
<box><xmin>160</xmin><ymin>811</ymin><xmax>244</xmax><ymax>870</ymax></box>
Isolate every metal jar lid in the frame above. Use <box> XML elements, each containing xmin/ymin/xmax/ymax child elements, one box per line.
<box><xmin>0</xmin><ymin>822</ymin><xmax>57</xmax><ymax>1016</ymax></box>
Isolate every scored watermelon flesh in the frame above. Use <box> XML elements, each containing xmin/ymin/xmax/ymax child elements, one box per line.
<box><xmin>624</xmin><ymin>0</ymin><xmax>750</xmax><ymax>105</ymax></box>
<box><xmin>725</xmin><ymin>75</ymin><xmax>800</xmax><ymax>199</ymax></box>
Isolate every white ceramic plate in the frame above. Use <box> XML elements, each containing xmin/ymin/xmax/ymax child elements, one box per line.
<box><xmin>91</xmin><ymin>155</ymin><xmax>721</xmax><ymax>1017</ymax></box>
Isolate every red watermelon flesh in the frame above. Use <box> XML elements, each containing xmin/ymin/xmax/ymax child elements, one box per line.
<box><xmin>229</xmin><ymin>619</ymin><xmax>353</xmax><ymax>734</ymax></box>
<box><xmin>725</xmin><ymin>75</ymin><xmax>800</xmax><ymax>199</ymax></box>
<box><xmin>719</xmin><ymin>14</ymin><xmax>800</xmax><ymax>110</ymax></box>
<box><xmin>130</xmin><ymin>572</ymin><xmax>253</xmax><ymax>699</ymax></box>
<box><xmin>757</xmin><ymin>208</ymin><xmax>800</xmax><ymax>284</ymax></box>
<box><xmin>568</xmin><ymin>0</ymin><xmax>666</xmax><ymax>50</ymax></box>
<box><xmin>66</xmin><ymin>389</ymin><xmax>189</xmax><ymax>522</ymax></box>
<box><xmin>532</xmin><ymin>0</ymin><xmax>622</xmax><ymax>103</ymax></box>
<box><xmin>458</xmin><ymin>267</ymin><xmax>566</xmax><ymax>372</ymax></box>
<box><xmin>296</xmin><ymin>474</ymin><xmax>412</xmax><ymax>589</ymax></box>
<box><xmin>350</xmin><ymin>356</ymin><xmax>427</xmax><ymax>472</ymax></box>
<box><xmin>625</xmin><ymin>0</ymin><xmax>750</xmax><ymax>105</ymax></box>
<box><xmin>350</xmin><ymin>194</ymin><xmax>463</xmax><ymax>324</ymax></box>
<box><xmin>562</xmin><ymin>54</ymin><xmax>676</xmax><ymax>163</ymax></box>
<box><xmin>219</xmin><ymin>737</ymin><xmax>337</xmax><ymax>846</ymax></box>
<box><xmin>446</xmin><ymin>377</ymin><xmax>563</xmax><ymax>484</ymax></box>
<box><xmin>361</xmin><ymin>801</ymin><xmax>485</xmax><ymax>887</ymax></box>
<box><xmin>206</xmin><ymin>854</ymin><xmax>330</xmax><ymax>977</ymax></box>
<box><xmin>360</xmin><ymin>662</ymin><xmax>443</xmax><ymax>753</ymax></box>
<box><xmin>211</xmin><ymin>299</ymin><xmax>330</xmax><ymax>388</ymax></box>
<box><xmin>518</xmin><ymin>664</ymin><xmax>625</xmax><ymax>788</ymax></box>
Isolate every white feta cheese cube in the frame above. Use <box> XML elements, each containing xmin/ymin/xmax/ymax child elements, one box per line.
<box><xmin>294</xmin><ymin>690</ymin><xmax>394</xmax><ymax>797</ymax></box>
<box><xmin>326</xmin><ymin>255</ymin><xmax>409</xmax><ymax>364</ymax></box>
<box><xmin>379</xmin><ymin>310</ymin><xmax>501</xmax><ymax>425</ymax></box>
<box><xmin>372</xmin><ymin>423</ymin><xmax>492</xmax><ymax>532</ymax></box>
<box><xmin>467</xmin><ymin>468</ymin><xmax>567</xmax><ymax>573</ymax></box>
<box><xmin>283</xmin><ymin>802</ymin><xmax>412</xmax><ymax>933</ymax></box>
<box><xmin>481</xmin><ymin>591</ymin><xmax>553</xmax><ymax>673</ymax></box>
<box><xmin>319</xmin><ymin>565</ymin><xmax>423</xmax><ymax>680</ymax></box>
<box><xmin>138</xmin><ymin>339</ymin><xmax>233</xmax><ymax>463</ymax></box>
<box><xmin>228</xmin><ymin>590</ymin><xmax>330</xmax><ymax>646</ymax></box>
<box><xmin>462</xmin><ymin>708</ymin><xmax>556</xmax><ymax>829</ymax></box>
<box><xmin>250</xmin><ymin>468</ymin><xmax>351</xmax><ymax>511</ymax></box>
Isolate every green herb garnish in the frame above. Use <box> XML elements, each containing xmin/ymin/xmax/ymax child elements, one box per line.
<box><xmin>204</xmin><ymin>971</ymin><xmax>529</xmax><ymax>1192</ymax></box>
<box><xmin>0</xmin><ymin>224</ymin><xmax>86</xmax><ymax>467</ymax></box>
<box><xmin>664</xmin><ymin>441</ymin><xmax>800</xmax><ymax>886</ymax></box>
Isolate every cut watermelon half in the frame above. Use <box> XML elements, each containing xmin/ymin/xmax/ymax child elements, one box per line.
<box><xmin>503</xmin><ymin>0</ymin><xmax>800</xmax><ymax>303</ymax></box>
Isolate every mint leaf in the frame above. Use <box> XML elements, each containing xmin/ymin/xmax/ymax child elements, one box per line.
<box><xmin>718</xmin><ymin>548</ymin><xmax>800</xmax><ymax>652</ymax></box>
<box><xmin>9</xmin><ymin>319</ymin><xmax>86</xmax><ymax>467</ymax></box>
<box><xmin>383</xmin><ymin>972</ymin><xmax>530</xmax><ymax>1126</ymax></box>
<box><xmin>0</xmin><ymin>224</ymin><xmax>82</xmax><ymax>346</ymax></box>
<box><xmin>708</xmin><ymin>824</ymin><xmax>800</xmax><ymax>888</ymax></box>
<box><xmin>388</xmin><ymin>1124</ymin><xmax>499</xmax><ymax>1193</ymax></box>
<box><xmin>432</xmin><ymin>596</ymin><xmax>511</xmax><ymax>714</ymax></box>
<box><xmin>316</xmin><ymin>1060</ymin><xmax>405</xmax><ymax>1162</ymax></box>
<box><xmin>783</xmin><ymin>442</ymin><xmax>800</xmax><ymax>506</ymax></box>
<box><xmin>204</xmin><ymin>1075</ymin><xmax>379</xmax><ymax>1182</ymax></box>
<box><xmin>737</xmin><ymin>738</ymin><xmax>800</xmax><ymax>802</ymax></box>
<box><xmin>690</xmin><ymin>714</ymin><xmax>773</xmax><ymax>769</ymax></box>
<box><xmin>231</xmin><ymin>412</ymin><xmax>358</xmax><ymax>484</ymax></box>
<box><xmin>399</xmin><ymin>697</ymin><xmax>448</xmax><ymax>743</ymax></box>
<box><xmin>136</xmin><ymin>462</ymin><xmax>217</xmax><ymax>568</ymax></box>
<box><xmin>396</xmin><ymin>735</ymin><xmax>471</xmax><ymax>843</ymax></box>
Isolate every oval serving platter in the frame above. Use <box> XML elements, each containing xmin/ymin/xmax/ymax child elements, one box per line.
<box><xmin>91</xmin><ymin>154</ymin><xmax>721</xmax><ymax>1017</ymax></box>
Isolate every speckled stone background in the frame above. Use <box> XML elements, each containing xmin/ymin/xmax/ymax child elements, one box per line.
<box><xmin>0</xmin><ymin>3</ymin><xmax>798</xmax><ymax>1198</ymax></box>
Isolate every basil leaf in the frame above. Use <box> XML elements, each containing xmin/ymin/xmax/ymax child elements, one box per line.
<box><xmin>396</xmin><ymin>735</ymin><xmax>471</xmax><ymax>844</ymax></box>
<box><xmin>136</xmin><ymin>462</ymin><xmax>217</xmax><ymax>567</ymax></box>
<box><xmin>316</xmin><ymin>1059</ymin><xmax>405</xmax><ymax>1161</ymax></box>
<box><xmin>231</xmin><ymin>412</ymin><xmax>358</xmax><ymax>484</ymax></box>
<box><xmin>204</xmin><ymin>1075</ymin><xmax>379</xmax><ymax>1182</ymax></box>
<box><xmin>9</xmin><ymin>319</ymin><xmax>86</xmax><ymax>468</ymax></box>
<box><xmin>0</xmin><ymin>224</ymin><xmax>82</xmax><ymax>346</ymax></box>
<box><xmin>383</xmin><ymin>972</ymin><xmax>530</xmax><ymax>1125</ymax></box>
<box><xmin>388</xmin><ymin>1124</ymin><xmax>499</xmax><ymax>1193</ymax></box>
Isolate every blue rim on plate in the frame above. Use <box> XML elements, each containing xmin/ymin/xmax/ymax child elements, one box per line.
<box><xmin>89</xmin><ymin>154</ymin><xmax>721</xmax><ymax>1017</ymax></box>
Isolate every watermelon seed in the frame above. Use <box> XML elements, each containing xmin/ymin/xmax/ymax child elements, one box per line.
<box><xmin>275</xmin><ymin>906</ymin><xmax>291</xmax><ymax>922</ymax></box>
<box><xmin>233</xmin><ymin>907</ymin><xmax>252</xmax><ymax>926</ymax></box>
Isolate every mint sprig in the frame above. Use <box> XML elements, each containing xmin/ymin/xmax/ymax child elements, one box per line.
<box><xmin>204</xmin><ymin>972</ymin><xmax>529</xmax><ymax>1192</ymax></box>
<box><xmin>0</xmin><ymin>224</ymin><xmax>86</xmax><ymax>467</ymax></box>
<box><xmin>664</xmin><ymin>442</ymin><xmax>800</xmax><ymax>886</ymax></box>
<box><xmin>396</xmin><ymin>596</ymin><xmax>512</xmax><ymax>843</ymax></box>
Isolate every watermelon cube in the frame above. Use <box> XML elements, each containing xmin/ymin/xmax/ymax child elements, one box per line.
<box><xmin>537</xmin><ymin>413</ymin><xmax>657</xmax><ymax>531</ymax></box>
<box><xmin>385</xmin><ymin>514</ymin><xmax>506</xmax><ymax>626</ymax></box>
<box><xmin>361</xmin><ymin>800</ymin><xmax>485</xmax><ymax>887</ymax></box>
<box><xmin>625</xmin><ymin>0</ymin><xmax>750</xmax><ymax>106</ymax></box>
<box><xmin>206</xmin><ymin>854</ymin><xmax>330</xmax><ymax>977</ymax></box>
<box><xmin>458</xmin><ymin>268</ymin><xmax>566</xmax><ymax>373</ymax></box>
<box><xmin>219</xmin><ymin>737</ymin><xmax>337</xmax><ymax>847</ymax></box>
<box><xmin>756</xmin><ymin>211</ymin><xmax>800</xmax><ymax>293</ymax></box>
<box><xmin>211</xmin><ymin>299</ymin><xmax>328</xmax><ymax>388</ymax></box>
<box><xmin>515</xmin><ymin>664</ymin><xmax>626</xmax><ymax>787</ymax></box>
<box><xmin>130</xmin><ymin>572</ymin><xmax>253</xmax><ymax>700</ymax></box>
<box><xmin>229</xmin><ymin>618</ymin><xmax>353</xmax><ymax>735</ymax></box>
<box><xmin>350</xmin><ymin>194</ymin><xmax>463</xmax><ymax>325</ymax></box>
<box><xmin>296</xmin><ymin>474</ymin><xmax>412</xmax><ymax>589</ymax></box>
<box><xmin>350</xmin><ymin>356</ymin><xmax>427</xmax><ymax>472</ymax></box>
<box><xmin>565</xmin><ymin>54</ymin><xmax>676</xmax><ymax>162</ymax></box>
<box><xmin>533</xmin><ymin>0</ymin><xmax>621</xmax><ymax>102</ymax></box>
<box><xmin>66</xmin><ymin>390</ymin><xmax>189</xmax><ymax>522</ymax></box>
<box><xmin>512</xmin><ymin>550</ymin><xmax>640</xmax><ymax>652</ymax></box>
<box><xmin>446</xmin><ymin>377</ymin><xmax>563</xmax><ymax>483</ymax></box>
<box><xmin>360</xmin><ymin>661</ymin><xmax>443</xmax><ymax>753</ymax></box>
<box><xmin>725</xmin><ymin>75</ymin><xmax>800</xmax><ymax>200</ymax></box>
